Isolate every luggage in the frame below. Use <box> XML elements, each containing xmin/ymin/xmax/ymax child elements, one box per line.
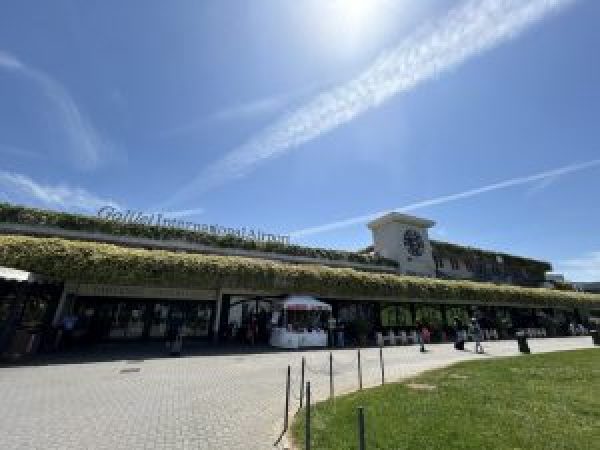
<box><xmin>454</xmin><ymin>329</ymin><xmax>466</xmax><ymax>350</ymax></box>
<box><xmin>516</xmin><ymin>333</ymin><xmax>530</xmax><ymax>354</ymax></box>
<box><xmin>169</xmin><ymin>335</ymin><xmax>183</xmax><ymax>356</ymax></box>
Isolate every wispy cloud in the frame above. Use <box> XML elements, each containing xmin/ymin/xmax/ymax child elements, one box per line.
<box><xmin>161</xmin><ymin>85</ymin><xmax>319</xmax><ymax>138</ymax></box>
<box><xmin>0</xmin><ymin>170</ymin><xmax>119</xmax><ymax>212</ymax></box>
<box><xmin>0</xmin><ymin>50</ymin><xmax>116</xmax><ymax>170</ymax></box>
<box><xmin>159</xmin><ymin>94</ymin><xmax>288</xmax><ymax>138</ymax></box>
<box><xmin>558</xmin><ymin>252</ymin><xmax>600</xmax><ymax>282</ymax></box>
<box><xmin>0</xmin><ymin>51</ymin><xmax>21</xmax><ymax>69</ymax></box>
<box><xmin>211</xmin><ymin>96</ymin><xmax>290</xmax><ymax>122</ymax></box>
<box><xmin>525</xmin><ymin>173</ymin><xmax>564</xmax><ymax>197</ymax></box>
<box><xmin>289</xmin><ymin>159</ymin><xmax>600</xmax><ymax>238</ymax></box>
<box><xmin>0</xmin><ymin>143</ymin><xmax>41</xmax><ymax>160</ymax></box>
<box><xmin>165</xmin><ymin>0</ymin><xmax>575</xmax><ymax>205</ymax></box>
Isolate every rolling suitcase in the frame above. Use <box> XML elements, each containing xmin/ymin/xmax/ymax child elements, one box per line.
<box><xmin>170</xmin><ymin>335</ymin><xmax>182</xmax><ymax>356</ymax></box>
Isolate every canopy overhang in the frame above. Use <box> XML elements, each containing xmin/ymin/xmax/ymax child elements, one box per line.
<box><xmin>280</xmin><ymin>295</ymin><xmax>332</xmax><ymax>311</ymax></box>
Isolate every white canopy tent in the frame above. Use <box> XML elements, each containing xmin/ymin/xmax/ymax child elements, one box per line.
<box><xmin>0</xmin><ymin>266</ymin><xmax>36</xmax><ymax>282</ymax></box>
<box><xmin>270</xmin><ymin>296</ymin><xmax>331</xmax><ymax>349</ymax></box>
<box><xmin>278</xmin><ymin>295</ymin><xmax>332</xmax><ymax>312</ymax></box>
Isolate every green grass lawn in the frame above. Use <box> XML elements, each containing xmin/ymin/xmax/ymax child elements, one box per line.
<box><xmin>291</xmin><ymin>349</ymin><xmax>600</xmax><ymax>449</ymax></box>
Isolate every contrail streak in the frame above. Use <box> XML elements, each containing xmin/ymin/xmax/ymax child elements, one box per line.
<box><xmin>0</xmin><ymin>170</ymin><xmax>120</xmax><ymax>212</ymax></box>
<box><xmin>0</xmin><ymin>50</ymin><xmax>115</xmax><ymax>170</ymax></box>
<box><xmin>289</xmin><ymin>159</ymin><xmax>600</xmax><ymax>238</ymax></box>
<box><xmin>167</xmin><ymin>0</ymin><xmax>575</xmax><ymax>205</ymax></box>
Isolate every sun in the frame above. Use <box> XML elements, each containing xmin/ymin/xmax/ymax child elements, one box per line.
<box><xmin>335</xmin><ymin>0</ymin><xmax>382</xmax><ymax>32</ymax></box>
<box><xmin>308</xmin><ymin>0</ymin><xmax>395</xmax><ymax>57</ymax></box>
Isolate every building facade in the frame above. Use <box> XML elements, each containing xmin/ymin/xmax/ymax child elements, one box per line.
<box><xmin>366</xmin><ymin>212</ymin><xmax>550</xmax><ymax>285</ymax></box>
<box><xmin>0</xmin><ymin>203</ymin><xmax>598</xmax><ymax>358</ymax></box>
<box><xmin>575</xmin><ymin>282</ymin><xmax>600</xmax><ymax>293</ymax></box>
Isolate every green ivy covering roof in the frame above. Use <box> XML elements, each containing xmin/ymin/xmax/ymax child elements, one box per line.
<box><xmin>430</xmin><ymin>240</ymin><xmax>552</xmax><ymax>272</ymax></box>
<box><xmin>1</xmin><ymin>235</ymin><xmax>599</xmax><ymax>308</ymax></box>
<box><xmin>0</xmin><ymin>203</ymin><xmax>397</xmax><ymax>269</ymax></box>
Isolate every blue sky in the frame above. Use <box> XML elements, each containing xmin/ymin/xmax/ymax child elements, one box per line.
<box><xmin>1</xmin><ymin>0</ymin><xmax>599</xmax><ymax>281</ymax></box>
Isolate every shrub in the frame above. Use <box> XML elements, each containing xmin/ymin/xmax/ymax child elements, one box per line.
<box><xmin>431</xmin><ymin>240</ymin><xmax>552</xmax><ymax>275</ymax></box>
<box><xmin>1</xmin><ymin>234</ymin><xmax>599</xmax><ymax>309</ymax></box>
<box><xmin>0</xmin><ymin>203</ymin><xmax>398</xmax><ymax>268</ymax></box>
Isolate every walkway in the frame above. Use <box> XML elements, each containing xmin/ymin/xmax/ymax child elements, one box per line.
<box><xmin>0</xmin><ymin>337</ymin><xmax>595</xmax><ymax>449</ymax></box>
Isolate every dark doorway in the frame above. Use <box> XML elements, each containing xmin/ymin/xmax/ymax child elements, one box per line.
<box><xmin>72</xmin><ymin>296</ymin><xmax>215</xmax><ymax>344</ymax></box>
<box><xmin>222</xmin><ymin>296</ymin><xmax>273</xmax><ymax>345</ymax></box>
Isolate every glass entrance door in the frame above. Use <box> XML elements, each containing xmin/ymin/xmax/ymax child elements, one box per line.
<box><xmin>149</xmin><ymin>301</ymin><xmax>214</xmax><ymax>338</ymax></box>
<box><xmin>74</xmin><ymin>299</ymin><xmax>147</xmax><ymax>341</ymax></box>
<box><xmin>181</xmin><ymin>302</ymin><xmax>213</xmax><ymax>337</ymax></box>
<box><xmin>73</xmin><ymin>297</ymin><xmax>215</xmax><ymax>342</ymax></box>
<box><xmin>226</xmin><ymin>297</ymin><xmax>272</xmax><ymax>344</ymax></box>
<box><xmin>107</xmin><ymin>301</ymin><xmax>146</xmax><ymax>339</ymax></box>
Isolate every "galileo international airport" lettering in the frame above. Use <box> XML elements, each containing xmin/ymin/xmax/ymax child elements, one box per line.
<box><xmin>97</xmin><ymin>206</ymin><xmax>291</xmax><ymax>245</ymax></box>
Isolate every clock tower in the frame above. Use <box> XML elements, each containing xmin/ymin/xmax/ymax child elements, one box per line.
<box><xmin>368</xmin><ymin>212</ymin><xmax>436</xmax><ymax>277</ymax></box>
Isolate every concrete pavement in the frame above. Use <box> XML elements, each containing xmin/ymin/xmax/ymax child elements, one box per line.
<box><xmin>0</xmin><ymin>337</ymin><xmax>595</xmax><ymax>449</ymax></box>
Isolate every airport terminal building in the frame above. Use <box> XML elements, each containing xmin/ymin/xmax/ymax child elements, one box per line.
<box><xmin>1</xmin><ymin>203</ymin><xmax>599</xmax><ymax>357</ymax></box>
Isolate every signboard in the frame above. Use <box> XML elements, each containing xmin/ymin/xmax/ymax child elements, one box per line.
<box><xmin>72</xmin><ymin>283</ymin><xmax>217</xmax><ymax>301</ymax></box>
<box><xmin>97</xmin><ymin>206</ymin><xmax>290</xmax><ymax>245</ymax></box>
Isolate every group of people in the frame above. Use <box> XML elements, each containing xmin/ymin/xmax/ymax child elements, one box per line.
<box><xmin>224</xmin><ymin>309</ymin><xmax>270</xmax><ymax>345</ymax></box>
<box><xmin>415</xmin><ymin>317</ymin><xmax>484</xmax><ymax>354</ymax></box>
<box><xmin>568</xmin><ymin>322</ymin><xmax>588</xmax><ymax>336</ymax></box>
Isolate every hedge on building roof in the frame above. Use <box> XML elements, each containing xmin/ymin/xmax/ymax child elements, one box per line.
<box><xmin>1</xmin><ymin>235</ymin><xmax>599</xmax><ymax>309</ymax></box>
<box><xmin>430</xmin><ymin>240</ymin><xmax>552</xmax><ymax>273</ymax></box>
<box><xmin>0</xmin><ymin>203</ymin><xmax>397</xmax><ymax>268</ymax></box>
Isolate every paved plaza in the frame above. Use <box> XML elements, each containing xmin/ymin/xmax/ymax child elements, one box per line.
<box><xmin>0</xmin><ymin>337</ymin><xmax>595</xmax><ymax>449</ymax></box>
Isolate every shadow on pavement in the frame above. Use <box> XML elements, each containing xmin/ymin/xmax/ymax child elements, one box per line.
<box><xmin>0</xmin><ymin>341</ymin><xmax>298</xmax><ymax>368</ymax></box>
<box><xmin>4</xmin><ymin>337</ymin><xmax>533</xmax><ymax>368</ymax></box>
<box><xmin>1</xmin><ymin>340</ymin><xmax>421</xmax><ymax>368</ymax></box>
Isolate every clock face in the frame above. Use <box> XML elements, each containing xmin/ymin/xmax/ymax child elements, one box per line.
<box><xmin>403</xmin><ymin>229</ymin><xmax>425</xmax><ymax>257</ymax></box>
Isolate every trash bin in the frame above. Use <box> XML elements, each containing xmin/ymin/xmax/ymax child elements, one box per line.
<box><xmin>516</xmin><ymin>331</ymin><xmax>530</xmax><ymax>354</ymax></box>
<box><xmin>591</xmin><ymin>330</ymin><xmax>600</xmax><ymax>346</ymax></box>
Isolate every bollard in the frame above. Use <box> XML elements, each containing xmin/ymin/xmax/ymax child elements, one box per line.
<box><xmin>284</xmin><ymin>365</ymin><xmax>290</xmax><ymax>431</ymax></box>
<box><xmin>379</xmin><ymin>346</ymin><xmax>385</xmax><ymax>385</ymax></box>
<box><xmin>329</xmin><ymin>352</ymin><xmax>334</xmax><ymax>399</ymax></box>
<box><xmin>305</xmin><ymin>382</ymin><xmax>311</xmax><ymax>450</ymax></box>
<box><xmin>300</xmin><ymin>357</ymin><xmax>305</xmax><ymax>408</ymax></box>
<box><xmin>358</xmin><ymin>406</ymin><xmax>366</xmax><ymax>450</ymax></box>
<box><xmin>273</xmin><ymin>366</ymin><xmax>292</xmax><ymax>447</ymax></box>
<box><xmin>357</xmin><ymin>348</ymin><xmax>363</xmax><ymax>390</ymax></box>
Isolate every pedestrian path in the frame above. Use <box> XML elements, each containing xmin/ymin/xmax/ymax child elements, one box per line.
<box><xmin>0</xmin><ymin>337</ymin><xmax>594</xmax><ymax>449</ymax></box>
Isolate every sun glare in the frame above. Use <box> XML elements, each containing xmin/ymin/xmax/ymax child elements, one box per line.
<box><xmin>308</xmin><ymin>0</ymin><xmax>399</xmax><ymax>57</ymax></box>
<box><xmin>335</xmin><ymin>0</ymin><xmax>380</xmax><ymax>31</ymax></box>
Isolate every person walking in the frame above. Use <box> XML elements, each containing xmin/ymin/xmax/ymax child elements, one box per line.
<box><xmin>61</xmin><ymin>314</ymin><xmax>78</xmax><ymax>350</ymax></box>
<box><xmin>453</xmin><ymin>317</ymin><xmax>465</xmax><ymax>351</ymax></box>
<box><xmin>166</xmin><ymin>311</ymin><xmax>184</xmax><ymax>356</ymax></box>
<box><xmin>246</xmin><ymin>313</ymin><xmax>257</xmax><ymax>345</ymax></box>
<box><xmin>470</xmin><ymin>317</ymin><xmax>484</xmax><ymax>354</ymax></box>
<box><xmin>416</xmin><ymin>320</ymin><xmax>426</xmax><ymax>353</ymax></box>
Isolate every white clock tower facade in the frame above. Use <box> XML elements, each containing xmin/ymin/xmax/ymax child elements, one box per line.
<box><xmin>368</xmin><ymin>212</ymin><xmax>437</xmax><ymax>277</ymax></box>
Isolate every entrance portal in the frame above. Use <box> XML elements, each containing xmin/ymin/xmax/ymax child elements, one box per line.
<box><xmin>222</xmin><ymin>296</ymin><xmax>273</xmax><ymax>345</ymax></box>
<box><xmin>72</xmin><ymin>296</ymin><xmax>215</xmax><ymax>344</ymax></box>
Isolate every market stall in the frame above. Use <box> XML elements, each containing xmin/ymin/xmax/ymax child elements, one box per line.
<box><xmin>269</xmin><ymin>296</ymin><xmax>331</xmax><ymax>349</ymax></box>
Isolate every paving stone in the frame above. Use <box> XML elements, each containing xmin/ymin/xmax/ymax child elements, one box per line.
<box><xmin>0</xmin><ymin>337</ymin><xmax>593</xmax><ymax>449</ymax></box>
